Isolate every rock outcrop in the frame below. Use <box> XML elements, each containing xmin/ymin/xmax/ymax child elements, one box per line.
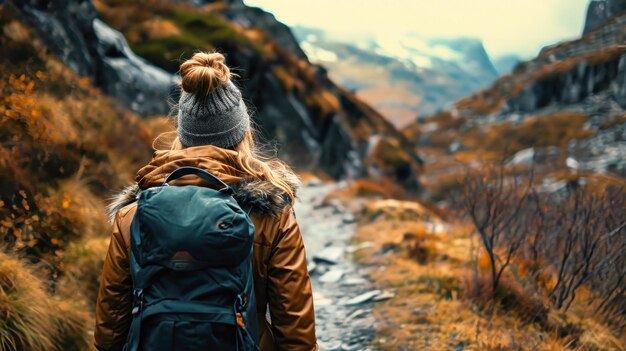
<box><xmin>583</xmin><ymin>0</ymin><xmax>626</xmax><ymax>34</ymax></box>
<box><xmin>217</xmin><ymin>2</ymin><xmax>308</xmax><ymax>60</ymax></box>
<box><xmin>404</xmin><ymin>8</ymin><xmax>626</xmax><ymax>175</ymax></box>
<box><xmin>9</xmin><ymin>0</ymin><xmax>177</xmax><ymax>115</ymax></box>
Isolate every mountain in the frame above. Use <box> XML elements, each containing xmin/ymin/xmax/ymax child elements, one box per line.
<box><xmin>404</xmin><ymin>6</ymin><xmax>626</xmax><ymax>177</ymax></box>
<box><xmin>9</xmin><ymin>0</ymin><xmax>422</xmax><ymax>187</ymax></box>
<box><xmin>583</xmin><ymin>0</ymin><xmax>626</xmax><ymax>33</ymax></box>
<box><xmin>292</xmin><ymin>26</ymin><xmax>499</xmax><ymax>127</ymax></box>
<box><xmin>492</xmin><ymin>54</ymin><xmax>521</xmax><ymax>75</ymax></box>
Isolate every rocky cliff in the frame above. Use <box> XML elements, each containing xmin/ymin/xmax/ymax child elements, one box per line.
<box><xmin>9</xmin><ymin>0</ymin><xmax>421</xmax><ymax>186</ymax></box>
<box><xmin>404</xmin><ymin>9</ymin><xmax>626</xmax><ymax>176</ymax></box>
<box><xmin>583</xmin><ymin>0</ymin><xmax>626</xmax><ymax>34</ymax></box>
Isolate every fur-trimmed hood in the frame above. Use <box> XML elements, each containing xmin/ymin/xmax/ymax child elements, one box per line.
<box><xmin>106</xmin><ymin>145</ymin><xmax>300</xmax><ymax>222</ymax></box>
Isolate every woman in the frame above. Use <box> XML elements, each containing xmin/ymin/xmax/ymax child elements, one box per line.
<box><xmin>94</xmin><ymin>52</ymin><xmax>317</xmax><ymax>351</ymax></box>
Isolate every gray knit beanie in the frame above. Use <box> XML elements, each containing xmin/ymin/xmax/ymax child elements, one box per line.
<box><xmin>177</xmin><ymin>52</ymin><xmax>249</xmax><ymax>148</ymax></box>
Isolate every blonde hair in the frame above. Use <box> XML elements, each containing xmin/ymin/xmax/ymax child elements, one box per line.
<box><xmin>178</xmin><ymin>51</ymin><xmax>231</xmax><ymax>96</ymax></box>
<box><xmin>231</xmin><ymin>131</ymin><xmax>298</xmax><ymax>202</ymax></box>
<box><xmin>157</xmin><ymin>51</ymin><xmax>298</xmax><ymax>202</ymax></box>
<box><xmin>155</xmin><ymin>131</ymin><xmax>298</xmax><ymax>203</ymax></box>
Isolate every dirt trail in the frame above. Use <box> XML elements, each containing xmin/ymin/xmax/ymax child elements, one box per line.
<box><xmin>294</xmin><ymin>182</ymin><xmax>380</xmax><ymax>351</ymax></box>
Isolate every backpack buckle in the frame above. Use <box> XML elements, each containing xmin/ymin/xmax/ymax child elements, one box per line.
<box><xmin>235</xmin><ymin>294</ymin><xmax>249</xmax><ymax>311</ymax></box>
<box><xmin>132</xmin><ymin>289</ymin><xmax>144</xmax><ymax>316</ymax></box>
<box><xmin>234</xmin><ymin>294</ymin><xmax>247</xmax><ymax>328</ymax></box>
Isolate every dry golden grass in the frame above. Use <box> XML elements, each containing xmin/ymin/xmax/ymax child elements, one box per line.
<box><xmin>56</xmin><ymin>237</ymin><xmax>110</xmax><ymax>308</ymax></box>
<box><xmin>322</xmin><ymin>178</ymin><xmax>406</xmax><ymax>210</ymax></box>
<box><xmin>0</xmin><ymin>252</ymin><xmax>92</xmax><ymax>351</ymax></box>
<box><xmin>361</xmin><ymin>199</ymin><xmax>442</xmax><ymax>224</ymax></box>
<box><xmin>455</xmin><ymin>112</ymin><xmax>594</xmax><ymax>157</ymax></box>
<box><xmin>353</xmin><ymin>206</ymin><xmax>625</xmax><ymax>350</ymax></box>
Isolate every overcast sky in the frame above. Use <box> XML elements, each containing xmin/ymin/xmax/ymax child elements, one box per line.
<box><xmin>244</xmin><ymin>0</ymin><xmax>590</xmax><ymax>59</ymax></box>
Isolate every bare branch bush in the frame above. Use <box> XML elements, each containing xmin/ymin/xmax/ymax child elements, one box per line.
<box><xmin>462</xmin><ymin>165</ymin><xmax>536</xmax><ymax>295</ymax></box>
<box><xmin>460</xmin><ymin>165</ymin><xmax>626</xmax><ymax>329</ymax></box>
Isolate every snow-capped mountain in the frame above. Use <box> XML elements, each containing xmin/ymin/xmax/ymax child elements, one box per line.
<box><xmin>292</xmin><ymin>26</ymin><xmax>500</xmax><ymax>126</ymax></box>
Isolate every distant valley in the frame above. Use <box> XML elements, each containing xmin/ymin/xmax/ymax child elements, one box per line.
<box><xmin>292</xmin><ymin>26</ymin><xmax>518</xmax><ymax>127</ymax></box>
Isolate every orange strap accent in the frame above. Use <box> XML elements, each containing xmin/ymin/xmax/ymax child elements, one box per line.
<box><xmin>236</xmin><ymin>312</ymin><xmax>245</xmax><ymax>328</ymax></box>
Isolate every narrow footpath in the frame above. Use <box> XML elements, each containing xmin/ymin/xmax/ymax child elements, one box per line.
<box><xmin>295</xmin><ymin>181</ymin><xmax>388</xmax><ymax>351</ymax></box>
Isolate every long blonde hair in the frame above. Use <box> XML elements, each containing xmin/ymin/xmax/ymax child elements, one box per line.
<box><xmin>158</xmin><ymin>51</ymin><xmax>298</xmax><ymax>202</ymax></box>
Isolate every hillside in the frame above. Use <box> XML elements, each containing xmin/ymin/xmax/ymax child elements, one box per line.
<box><xmin>403</xmin><ymin>4</ymin><xmax>626</xmax><ymax>196</ymax></box>
<box><xmin>12</xmin><ymin>0</ymin><xmax>422</xmax><ymax>186</ymax></box>
<box><xmin>292</xmin><ymin>26</ymin><xmax>499</xmax><ymax>127</ymax></box>
<box><xmin>335</xmin><ymin>4</ymin><xmax>626</xmax><ymax>348</ymax></box>
<box><xmin>0</xmin><ymin>4</ymin><xmax>162</xmax><ymax>348</ymax></box>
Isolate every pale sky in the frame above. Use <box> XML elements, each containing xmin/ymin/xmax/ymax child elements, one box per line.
<box><xmin>244</xmin><ymin>0</ymin><xmax>590</xmax><ymax>59</ymax></box>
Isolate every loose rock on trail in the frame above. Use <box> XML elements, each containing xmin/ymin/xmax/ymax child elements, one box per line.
<box><xmin>294</xmin><ymin>181</ymin><xmax>389</xmax><ymax>351</ymax></box>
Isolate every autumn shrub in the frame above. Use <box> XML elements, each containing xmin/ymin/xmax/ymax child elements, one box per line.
<box><xmin>401</xmin><ymin>231</ymin><xmax>438</xmax><ymax>265</ymax></box>
<box><xmin>460</xmin><ymin>271</ymin><xmax>549</xmax><ymax>324</ymax></box>
<box><xmin>272</xmin><ymin>65</ymin><xmax>304</xmax><ymax>94</ymax></box>
<box><xmin>599</xmin><ymin>113</ymin><xmax>626</xmax><ymax>130</ymax></box>
<box><xmin>51</xmin><ymin>298</ymin><xmax>93</xmax><ymax>351</ymax></box>
<box><xmin>455</xmin><ymin>88</ymin><xmax>505</xmax><ymax>116</ymax></box>
<box><xmin>427</xmin><ymin>171</ymin><xmax>465</xmax><ymax>202</ymax></box>
<box><xmin>412</xmin><ymin>275</ymin><xmax>462</xmax><ymax>300</ymax></box>
<box><xmin>304</xmin><ymin>89</ymin><xmax>340</xmax><ymax>123</ymax></box>
<box><xmin>135</xmin><ymin>18</ymin><xmax>180</xmax><ymax>41</ymax></box>
<box><xmin>460</xmin><ymin>164</ymin><xmax>626</xmax><ymax>332</ymax></box>
<box><xmin>0</xmin><ymin>15</ymin><xmax>152</xmax><ymax>265</ymax></box>
<box><xmin>321</xmin><ymin>178</ymin><xmax>405</xmax><ymax>211</ymax></box>
<box><xmin>423</xmin><ymin>130</ymin><xmax>456</xmax><ymax>149</ymax></box>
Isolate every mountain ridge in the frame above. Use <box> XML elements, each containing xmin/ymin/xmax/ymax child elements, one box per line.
<box><xmin>403</xmin><ymin>8</ymin><xmax>626</xmax><ymax>177</ymax></box>
<box><xmin>291</xmin><ymin>26</ymin><xmax>500</xmax><ymax>127</ymax></box>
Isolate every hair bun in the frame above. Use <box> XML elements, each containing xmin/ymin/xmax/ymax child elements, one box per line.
<box><xmin>179</xmin><ymin>52</ymin><xmax>231</xmax><ymax>95</ymax></box>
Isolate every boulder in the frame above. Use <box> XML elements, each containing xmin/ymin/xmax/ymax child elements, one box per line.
<box><xmin>584</xmin><ymin>0</ymin><xmax>626</xmax><ymax>34</ymax></box>
<box><xmin>584</xmin><ymin>1</ymin><xmax>611</xmax><ymax>34</ymax></box>
<box><xmin>11</xmin><ymin>0</ymin><xmax>176</xmax><ymax>115</ymax></box>
<box><xmin>313</xmin><ymin>246</ymin><xmax>344</xmax><ymax>265</ymax></box>
<box><xmin>92</xmin><ymin>19</ymin><xmax>177</xmax><ymax>115</ymax></box>
<box><xmin>319</xmin><ymin>268</ymin><xmax>345</xmax><ymax>284</ymax></box>
<box><xmin>507</xmin><ymin>147</ymin><xmax>535</xmax><ymax>166</ymax></box>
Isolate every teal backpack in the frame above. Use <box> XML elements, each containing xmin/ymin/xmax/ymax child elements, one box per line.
<box><xmin>123</xmin><ymin>167</ymin><xmax>259</xmax><ymax>351</ymax></box>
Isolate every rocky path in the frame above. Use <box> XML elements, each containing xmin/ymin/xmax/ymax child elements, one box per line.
<box><xmin>294</xmin><ymin>182</ymin><xmax>388</xmax><ymax>351</ymax></box>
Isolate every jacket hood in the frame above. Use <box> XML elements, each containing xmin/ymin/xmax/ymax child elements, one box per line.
<box><xmin>106</xmin><ymin>145</ymin><xmax>300</xmax><ymax>221</ymax></box>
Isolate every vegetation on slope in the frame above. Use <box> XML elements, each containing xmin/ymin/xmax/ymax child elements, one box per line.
<box><xmin>0</xmin><ymin>6</ymin><xmax>159</xmax><ymax>349</ymax></box>
<box><xmin>345</xmin><ymin>168</ymin><xmax>626</xmax><ymax>350</ymax></box>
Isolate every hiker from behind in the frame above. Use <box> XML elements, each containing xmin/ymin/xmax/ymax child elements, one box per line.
<box><xmin>94</xmin><ymin>52</ymin><xmax>317</xmax><ymax>351</ymax></box>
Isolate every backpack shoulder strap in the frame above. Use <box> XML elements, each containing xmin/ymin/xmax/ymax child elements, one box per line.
<box><xmin>162</xmin><ymin>166</ymin><xmax>234</xmax><ymax>195</ymax></box>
